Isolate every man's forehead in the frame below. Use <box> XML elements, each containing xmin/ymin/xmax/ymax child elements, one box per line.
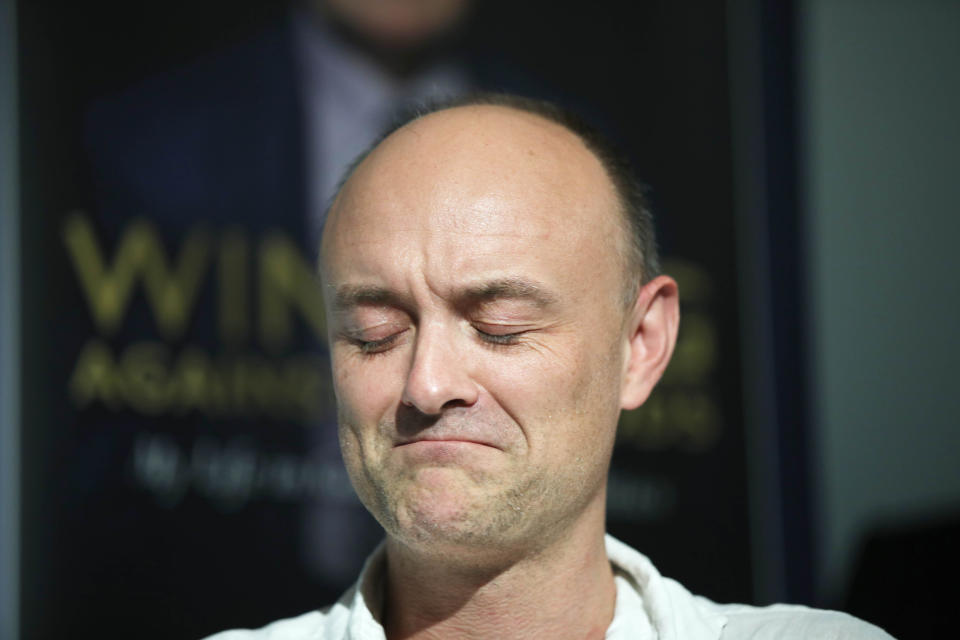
<box><xmin>318</xmin><ymin>105</ymin><xmax>629</xmax><ymax>315</ymax></box>
<box><xmin>326</xmin><ymin>105</ymin><xmax>617</xmax><ymax>233</ymax></box>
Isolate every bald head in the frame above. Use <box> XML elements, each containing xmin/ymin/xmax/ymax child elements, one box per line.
<box><xmin>321</xmin><ymin>95</ymin><xmax>659</xmax><ymax>308</ymax></box>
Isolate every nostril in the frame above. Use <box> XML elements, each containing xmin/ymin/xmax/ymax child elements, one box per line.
<box><xmin>401</xmin><ymin>325</ymin><xmax>480</xmax><ymax>414</ymax></box>
<box><xmin>401</xmin><ymin>372</ymin><xmax>478</xmax><ymax>416</ymax></box>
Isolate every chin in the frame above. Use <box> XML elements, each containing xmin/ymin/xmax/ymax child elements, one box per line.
<box><xmin>387</xmin><ymin>480</ymin><xmax>524</xmax><ymax>555</ymax></box>
<box><xmin>381</xmin><ymin>478</ymin><xmax>498</xmax><ymax>547</ymax></box>
<box><xmin>398</xmin><ymin>486</ymin><xmax>486</xmax><ymax>540</ymax></box>
<box><xmin>360</xmin><ymin>463</ymin><xmax>564</xmax><ymax>559</ymax></box>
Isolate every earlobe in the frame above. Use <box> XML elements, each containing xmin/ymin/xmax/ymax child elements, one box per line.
<box><xmin>620</xmin><ymin>275</ymin><xmax>680</xmax><ymax>410</ymax></box>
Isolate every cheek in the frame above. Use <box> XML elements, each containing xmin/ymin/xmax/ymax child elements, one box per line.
<box><xmin>479</xmin><ymin>338</ymin><xmax>622</xmax><ymax>452</ymax></box>
<box><xmin>479</xmin><ymin>343</ymin><xmax>602</xmax><ymax>418</ymax></box>
<box><xmin>332</xmin><ymin>350</ymin><xmax>407</xmax><ymax>426</ymax></box>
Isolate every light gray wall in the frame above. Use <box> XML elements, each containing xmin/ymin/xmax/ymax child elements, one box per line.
<box><xmin>801</xmin><ymin>0</ymin><xmax>960</xmax><ymax>599</ymax></box>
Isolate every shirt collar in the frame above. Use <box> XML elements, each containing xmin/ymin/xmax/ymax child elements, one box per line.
<box><xmin>339</xmin><ymin>536</ymin><xmax>727</xmax><ymax>640</ymax></box>
<box><xmin>605</xmin><ymin>534</ymin><xmax>727</xmax><ymax>640</ymax></box>
<box><xmin>342</xmin><ymin>541</ymin><xmax>387</xmax><ymax>639</ymax></box>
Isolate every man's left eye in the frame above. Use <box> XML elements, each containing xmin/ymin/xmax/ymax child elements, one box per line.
<box><xmin>475</xmin><ymin>328</ymin><xmax>525</xmax><ymax>346</ymax></box>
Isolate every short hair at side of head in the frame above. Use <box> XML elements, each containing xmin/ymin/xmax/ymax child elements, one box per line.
<box><xmin>326</xmin><ymin>92</ymin><xmax>661</xmax><ymax>307</ymax></box>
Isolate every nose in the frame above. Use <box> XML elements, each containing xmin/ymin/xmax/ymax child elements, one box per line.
<box><xmin>401</xmin><ymin>322</ymin><xmax>479</xmax><ymax>415</ymax></box>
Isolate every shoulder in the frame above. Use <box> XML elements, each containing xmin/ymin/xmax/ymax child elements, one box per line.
<box><xmin>604</xmin><ymin>535</ymin><xmax>895</xmax><ymax>640</ymax></box>
<box><xmin>711</xmin><ymin>602</ymin><xmax>896</xmax><ymax>640</ymax></box>
<box><xmin>83</xmin><ymin>16</ymin><xmax>304</xmax><ymax>222</ymax></box>
<box><xmin>88</xmin><ymin>16</ymin><xmax>295</xmax><ymax>121</ymax></box>
<box><xmin>84</xmin><ymin>16</ymin><xmax>298</xmax><ymax>173</ymax></box>
<box><xmin>201</xmin><ymin>610</ymin><xmax>321</xmax><ymax>640</ymax></box>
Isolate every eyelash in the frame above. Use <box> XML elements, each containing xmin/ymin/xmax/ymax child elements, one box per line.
<box><xmin>348</xmin><ymin>327</ymin><xmax>526</xmax><ymax>356</ymax></box>
<box><xmin>351</xmin><ymin>334</ymin><xmax>402</xmax><ymax>355</ymax></box>
<box><xmin>476</xmin><ymin>328</ymin><xmax>525</xmax><ymax>346</ymax></box>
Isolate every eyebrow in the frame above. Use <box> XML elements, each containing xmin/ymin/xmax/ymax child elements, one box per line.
<box><xmin>331</xmin><ymin>277</ymin><xmax>558</xmax><ymax>312</ymax></box>
<box><xmin>460</xmin><ymin>277</ymin><xmax>558</xmax><ymax>309</ymax></box>
<box><xmin>332</xmin><ymin>285</ymin><xmax>409</xmax><ymax>312</ymax></box>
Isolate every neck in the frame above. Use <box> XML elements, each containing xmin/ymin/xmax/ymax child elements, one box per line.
<box><xmin>381</xmin><ymin>500</ymin><xmax>615</xmax><ymax>640</ymax></box>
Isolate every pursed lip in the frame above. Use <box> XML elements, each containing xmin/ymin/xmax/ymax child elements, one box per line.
<box><xmin>393</xmin><ymin>435</ymin><xmax>503</xmax><ymax>450</ymax></box>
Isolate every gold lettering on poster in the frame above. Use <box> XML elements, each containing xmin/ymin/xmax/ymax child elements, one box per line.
<box><xmin>62</xmin><ymin>213</ymin><xmax>333</xmax><ymax>422</ymax></box>
<box><xmin>68</xmin><ymin>338</ymin><xmax>332</xmax><ymax>420</ymax></box>
<box><xmin>62</xmin><ymin>212</ymin><xmax>210</xmax><ymax>341</ymax></box>
<box><xmin>259</xmin><ymin>233</ymin><xmax>327</xmax><ymax>351</ymax></box>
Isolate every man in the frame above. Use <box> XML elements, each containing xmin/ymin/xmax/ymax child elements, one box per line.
<box><xmin>207</xmin><ymin>95</ymin><xmax>892</xmax><ymax>639</ymax></box>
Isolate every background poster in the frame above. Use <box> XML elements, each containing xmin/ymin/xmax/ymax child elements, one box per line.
<box><xmin>16</xmin><ymin>1</ymin><xmax>757</xmax><ymax>637</ymax></box>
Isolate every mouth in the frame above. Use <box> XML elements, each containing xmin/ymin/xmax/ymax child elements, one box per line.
<box><xmin>394</xmin><ymin>436</ymin><xmax>502</xmax><ymax>450</ymax></box>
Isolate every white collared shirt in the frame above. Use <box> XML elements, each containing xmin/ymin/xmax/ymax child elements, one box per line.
<box><xmin>204</xmin><ymin>535</ymin><xmax>894</xmax><ymax>639</ymax></box>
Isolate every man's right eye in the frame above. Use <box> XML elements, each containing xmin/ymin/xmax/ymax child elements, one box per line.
<box><xmin>349</xmin><ymin>331</ymin><xmax>405</xmax><ymax>355</ymax></box>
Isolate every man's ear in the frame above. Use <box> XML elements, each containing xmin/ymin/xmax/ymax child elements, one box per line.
<box><xmin>620</xmin><ymin>275</ymin><xmax>680</xmax><ymax>410</ymax></box>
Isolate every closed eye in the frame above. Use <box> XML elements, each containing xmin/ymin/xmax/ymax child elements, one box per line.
<box><xmin>475</xmin><ymin>327</ymin><xmax>526</xmax><ymax>346</ymax></box>
<box><xmin>347</xmin><ymin>331</ymin><xmax>406</xmax><ymax>355</ymax></box>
